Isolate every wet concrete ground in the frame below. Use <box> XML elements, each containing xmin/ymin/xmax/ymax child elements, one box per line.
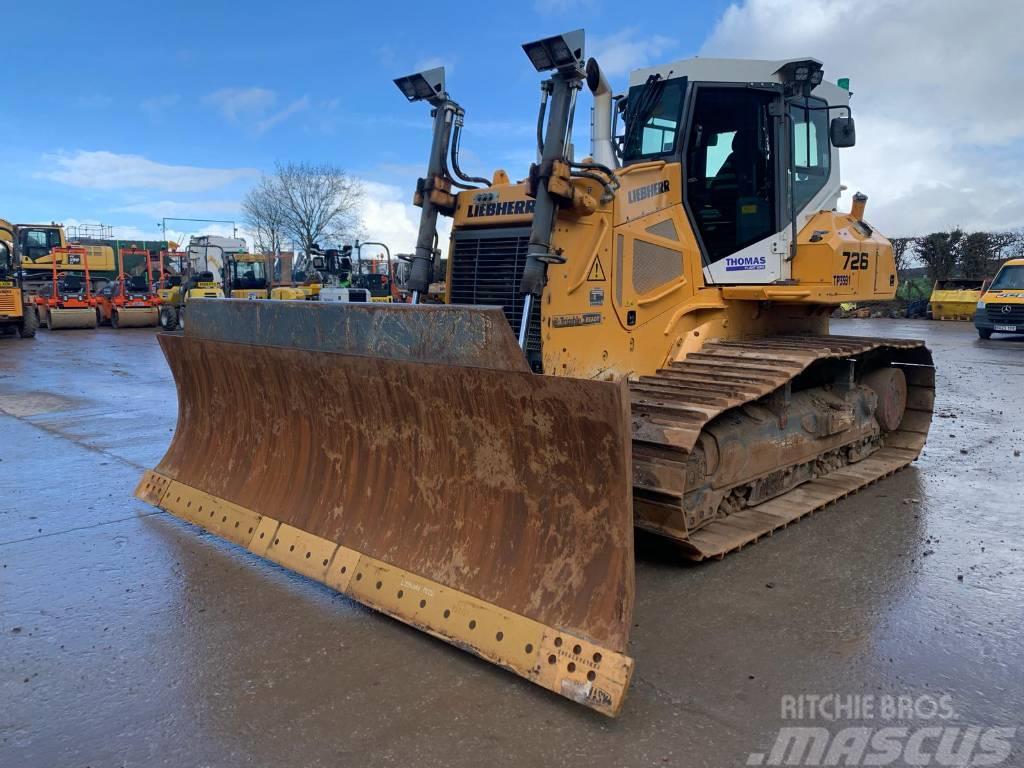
<box><xmin>1</xmin><ymin>319</ymin><xmax>1021</xmax><ymax>767</ymax></box>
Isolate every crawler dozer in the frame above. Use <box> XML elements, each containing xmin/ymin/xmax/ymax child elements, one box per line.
<box><xmin>137</xmin><ymin>30</ymin><xmax>933</xmax><ymax>717</ymax></box>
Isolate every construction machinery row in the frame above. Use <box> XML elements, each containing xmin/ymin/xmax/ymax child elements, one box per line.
<box><xmin>136</xmin><ymin>28</ymin><xmax>935</xmax><ymax>717</ymax></box>
<box><xmin>0</xmin><ymin>221</ymin><xmax>172</xmax><ymax>294</ymax></box>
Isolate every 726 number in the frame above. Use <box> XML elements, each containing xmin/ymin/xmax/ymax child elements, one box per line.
<box><xmin>843</xmin><ymin>251</ymin><xmax>869</xmax><ymax>270</ymax></box>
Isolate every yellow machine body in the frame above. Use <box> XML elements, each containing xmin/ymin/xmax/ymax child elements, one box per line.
<box><xmin>137</xmin><ymin>41</ymin><xmax>935</xmax><ymax>717</ymax></box>
<box><xmin>270</xmin><ymin>286</ymin><xmax>309</xmax><ymax>300</ymax></box>
<box><xmin>447</xmin><ymin>170</ymin><xmax>898</xmax><ymax>378</ymax></box>
<box><xmin>0</xmin><ymin>282</ymin><xmax>25</xmax><ymax>321</ymax></box>
<box><xmin>228</xmin><ymin>288</ymin><xmax>269</xmax><ymax>299</ymax></box>
<box><xmin>158</xmin><ymin>285</ymin><xmax>181</xmax><ymax>305</ymax></box>
<box><xmin>188</xmin><ymin>283</ymin><xmax>225</xmax><ymax>300</ymax></box>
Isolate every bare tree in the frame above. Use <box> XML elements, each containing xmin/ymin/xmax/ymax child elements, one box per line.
<box><xmin>1007</xmin><ymin>229</ymin><xmax>1024</xmax><ymax>260</ymax></box>
<box><xmin>275</xmin><ymin>161</ymin><xmax>363</xmax><ymax>270</ymax></box>
<box><xmin>242</xmin><ymin>176</ymin><xmax>288</xmax><ymax>255</ymax></box>
<box><xmin>889</xmin><ymin>237</ymin><xmax>915</xmax><ymax>282</ymax></box>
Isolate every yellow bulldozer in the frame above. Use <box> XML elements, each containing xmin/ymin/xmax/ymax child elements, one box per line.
<box><xmin>136</xmin><ymin>30</ymin><xmax>934</xmax><ymax>717</ymax></box>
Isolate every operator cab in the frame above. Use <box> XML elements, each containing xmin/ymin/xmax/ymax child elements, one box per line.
<box><xmin>126</xmin><ymin>273</ymin><xmax>152</xmax><ymax>296</ymax></box>
<box><xmin>15</xmin><ymin>226</ymin><xmax>63</xmax><ymax>264</ymax></box>
<box><xmin>228</xmin><ymin>258</ymin><xmax>267</xmax><ymax>290</ymax></box>
<box><xmin>0</xmin><ymin>241</ymin><xmax>12</xmax><ymax>278</ymax></box>
<box><xmin>620</xmin><ymin>58</ymin><xmax>851</xmax><ymax>285</ymax></box>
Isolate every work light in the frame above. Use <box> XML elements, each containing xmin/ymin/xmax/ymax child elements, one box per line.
<box><xmin>522</xmin><ymin>29</ymin><xmax>585</xmax><ymax>73</ymax></box>
<box><xmin>393</xmin><ymin>67</ymin><xmax>447</xmax><ymax>105</ymax></box>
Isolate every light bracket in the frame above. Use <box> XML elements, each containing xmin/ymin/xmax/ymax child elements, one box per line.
<box><xmin>393</xmin><ymin>67</ymin><xmax>447</xmax><ymax>105</ymax></box>
<box><xmin>522</xmin><ymin>29</ymin><xmax>585</xmax><ymax>74</ymax></box>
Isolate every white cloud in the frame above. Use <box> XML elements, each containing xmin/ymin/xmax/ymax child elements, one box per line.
<box><xmin>256</xmin><ymin>96</ymin><xmax>311</xmax><ymax>134</ymax></box>
<box><xmin>590</xmin><ymin>28</ymin><xmax>679</xmax><ymax>77</ymax></box>
<box><xmin>701</xmin><ymin>0</ymin><xmax>1024</xmax><ymax>234</ymax></box>
<box><xmin>39</xmin><ymin>150</ymin><xmax>257</xmax><ymax>193</ymax></box>
<box><xmin>60</xmin><ymin>217</ymin><xmax>166</xmax><ymax>243</ymax></box>
<box><xmin>141</xmin><ymin>94</ymin><xmax>181</xmax><ymax>116</ymax></box>
<box><xmin>203</xmin><ymin>87</ymin><xmax>276</xmax><ymax>121</ymax></box>
<box><xmin>203</xmin><ymin>87</ymin><xmax>308</xmax><ymax>132</ymax></box>
<box><xmin>358</xmin><ymin>180</ymin><xmax>451</xmax><ymax>257</ymax></box>
<box><xmin>110</xmin><ymin>199</ymin><xmax>242</xmax><ymax>219</ymax></box>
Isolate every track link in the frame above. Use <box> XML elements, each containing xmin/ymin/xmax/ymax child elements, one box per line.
<box><xmin>629</xmin><ymin>335</ymin><xmax>935</xmax><ymax>560</ymax></box>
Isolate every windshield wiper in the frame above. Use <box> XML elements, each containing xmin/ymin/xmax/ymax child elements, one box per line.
<box><xmin>623</xmin><ymin>74</ymin><xmax>665</xmax><ymax>157</ymax></box>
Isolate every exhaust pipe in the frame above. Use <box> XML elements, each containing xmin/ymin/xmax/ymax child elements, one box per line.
<box><xmin>586</xmin><ymin>58</ymin><xmax>617</xmax><ymax>169</ymax></box>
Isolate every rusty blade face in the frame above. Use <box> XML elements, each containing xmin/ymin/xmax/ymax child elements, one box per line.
<box><xmin>154</xmin><ymin>302</ymin><xmax>634</xmax><ymax>653</ymax></box>
<box><xmin>183</xmin><ymin>298</ymin><xmax>532</xmax><ymax>371</ymax></box>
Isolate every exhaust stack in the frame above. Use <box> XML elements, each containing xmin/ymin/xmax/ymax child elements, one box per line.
<box><xmin>586</xmin><ymin>58</ymin><xmax>617</xmax><ymax>168</ymax></box>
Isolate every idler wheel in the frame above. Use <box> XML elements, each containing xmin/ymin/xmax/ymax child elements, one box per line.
<box><xmin>863</xmin><ymin>367</ymin><xmax>907</xmax><ymax>432</ymax></box>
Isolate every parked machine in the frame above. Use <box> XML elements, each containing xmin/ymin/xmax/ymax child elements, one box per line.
<box><xmin>224</xmin><ymin>251</ymin><xmax>271</xmax><ymax>299</ymax></box>
<box><xmin>974</xmin><ymin>258</ymin><xmax>1024</xmax><ymax>338</ymax></box>
<box><xmin>312</xmin><ymin>246</ymin><xmax>371</xmax><ymax>302</ymax></box>
<box><xmin>95</xmin><ymin>247</ymin><xmax>161</xmax><ymax>328</ymax></box>
<box><xmin>136</xmin><ymin>30</ymin><xmax>935</xmax><ymax>716</ymax></box>
<box><xmin>157</xmin><ymin>246</ymin><xmax>226</xmax><ymax>330</ymax></box>
<box><xmin>349</xmin><ymin>242</ymin><xmax>403</xmax><ymax>302</ymax></box>
<box><xmin>0</xmin><ymin>225</ymin><xmax>38</xmax><ymax>338</ymax></box>
<box><xmin>35</xmin><ymin>246</ymin><xmax>97</xmax><ymax>329</ymax></box>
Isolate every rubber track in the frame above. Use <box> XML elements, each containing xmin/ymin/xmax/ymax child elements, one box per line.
<box><xmin>629</xmin><ymin>335</ymin><xmax>935</xmax><ymax>560</ymax></box>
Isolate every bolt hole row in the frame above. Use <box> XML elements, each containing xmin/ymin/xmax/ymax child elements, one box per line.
<box><xmin>330</xmin><ymin>565</ymin><xmax>546</xmax><ymax>660</ymax></box>
<box><xmin>553</xmin><ymin>636</ymin><xmax>602</xmax><ymax>663</ymax></box>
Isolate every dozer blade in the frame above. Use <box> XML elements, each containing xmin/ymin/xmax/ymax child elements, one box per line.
<box><xmin>114</xmin><ymin>307</ymin><xmax>159</xmax><ymax>327</ymax></box>
<box><xmin>136</xmin><ymin>299</ymin><xmax>635</xmax><ymax>716</ymax></box>
<box><xmin>48</xmin><ymin>308</ymin><xmax>97</xmax><ymax>330</ymax></box>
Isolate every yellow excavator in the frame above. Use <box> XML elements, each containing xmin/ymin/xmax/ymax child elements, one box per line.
<box><xmin>136</xmin><ymin>30</ymin><xmax>934</xmax><ymax>717</ymax></box>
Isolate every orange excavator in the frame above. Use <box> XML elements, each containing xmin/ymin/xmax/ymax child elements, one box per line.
<box><xmin>95</xmin><ymin>247</ymin><xmax>161</xmax><ymax>327</ymax></box>
<box><xmin>35</xmin><ymin>246</ymin><xmax>97</xmax><ymax>329</ymax></box>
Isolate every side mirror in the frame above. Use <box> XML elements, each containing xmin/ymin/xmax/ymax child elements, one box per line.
<box><xmin>312</xmin><ymin>256</ymin><xmax>325</xmax><ymax>270</ymax></box>
<box><xmin>830</xmin><ymin>116</ymin><xmax>856</xmax><ymax>148</ymax></box>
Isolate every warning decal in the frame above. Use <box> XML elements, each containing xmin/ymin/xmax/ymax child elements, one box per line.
<box><xmin>587</xmin><ymin>256</ymin><xmax>606</xmax><ymax>281</ymax></box>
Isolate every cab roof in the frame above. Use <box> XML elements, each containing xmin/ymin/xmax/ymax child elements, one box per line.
<box><xmin>627</xmin><ymin>56</ymin><xmax>848</xmax><ymax>105</ymax></box>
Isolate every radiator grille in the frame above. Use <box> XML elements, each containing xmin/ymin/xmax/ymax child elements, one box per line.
<box><xmin>448</xmin><ymin>227</ymin><xmax>542</xmax><ymax>368</ymax></box>
<box><xmin>0</xmin><ymin>289</ymin><xmax>19</xmax><ymax>315</ymax></box>
<box><xmin>986</xmin><ymin>304</ymin><xmax>1024</xmax><ymax>323</ymax></box>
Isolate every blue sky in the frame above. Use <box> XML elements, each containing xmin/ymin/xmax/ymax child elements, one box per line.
<box><xmin>4</xmin><ymin>0</ymin><xmax>1022</xmax><ymax>248</ymax></box>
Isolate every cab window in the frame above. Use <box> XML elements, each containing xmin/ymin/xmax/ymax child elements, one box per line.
<box><xmin>790</xmin><ymin>98</ymin><xmax>830</xmax><ymax>211</ymax></box>
<box><xmin>684</xmin><ymin>86</ymin><xmax>777</xmax><ymax>265</ymax></box>
<box><xmin>18</xmin><ymin>228</ymin><xmax>61</xmax><ymax>261</ymax></box>
<box><xmin>622</xmin><ymin>78</ymin><xmax>687</xmax><ymax>161</ymax></box>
